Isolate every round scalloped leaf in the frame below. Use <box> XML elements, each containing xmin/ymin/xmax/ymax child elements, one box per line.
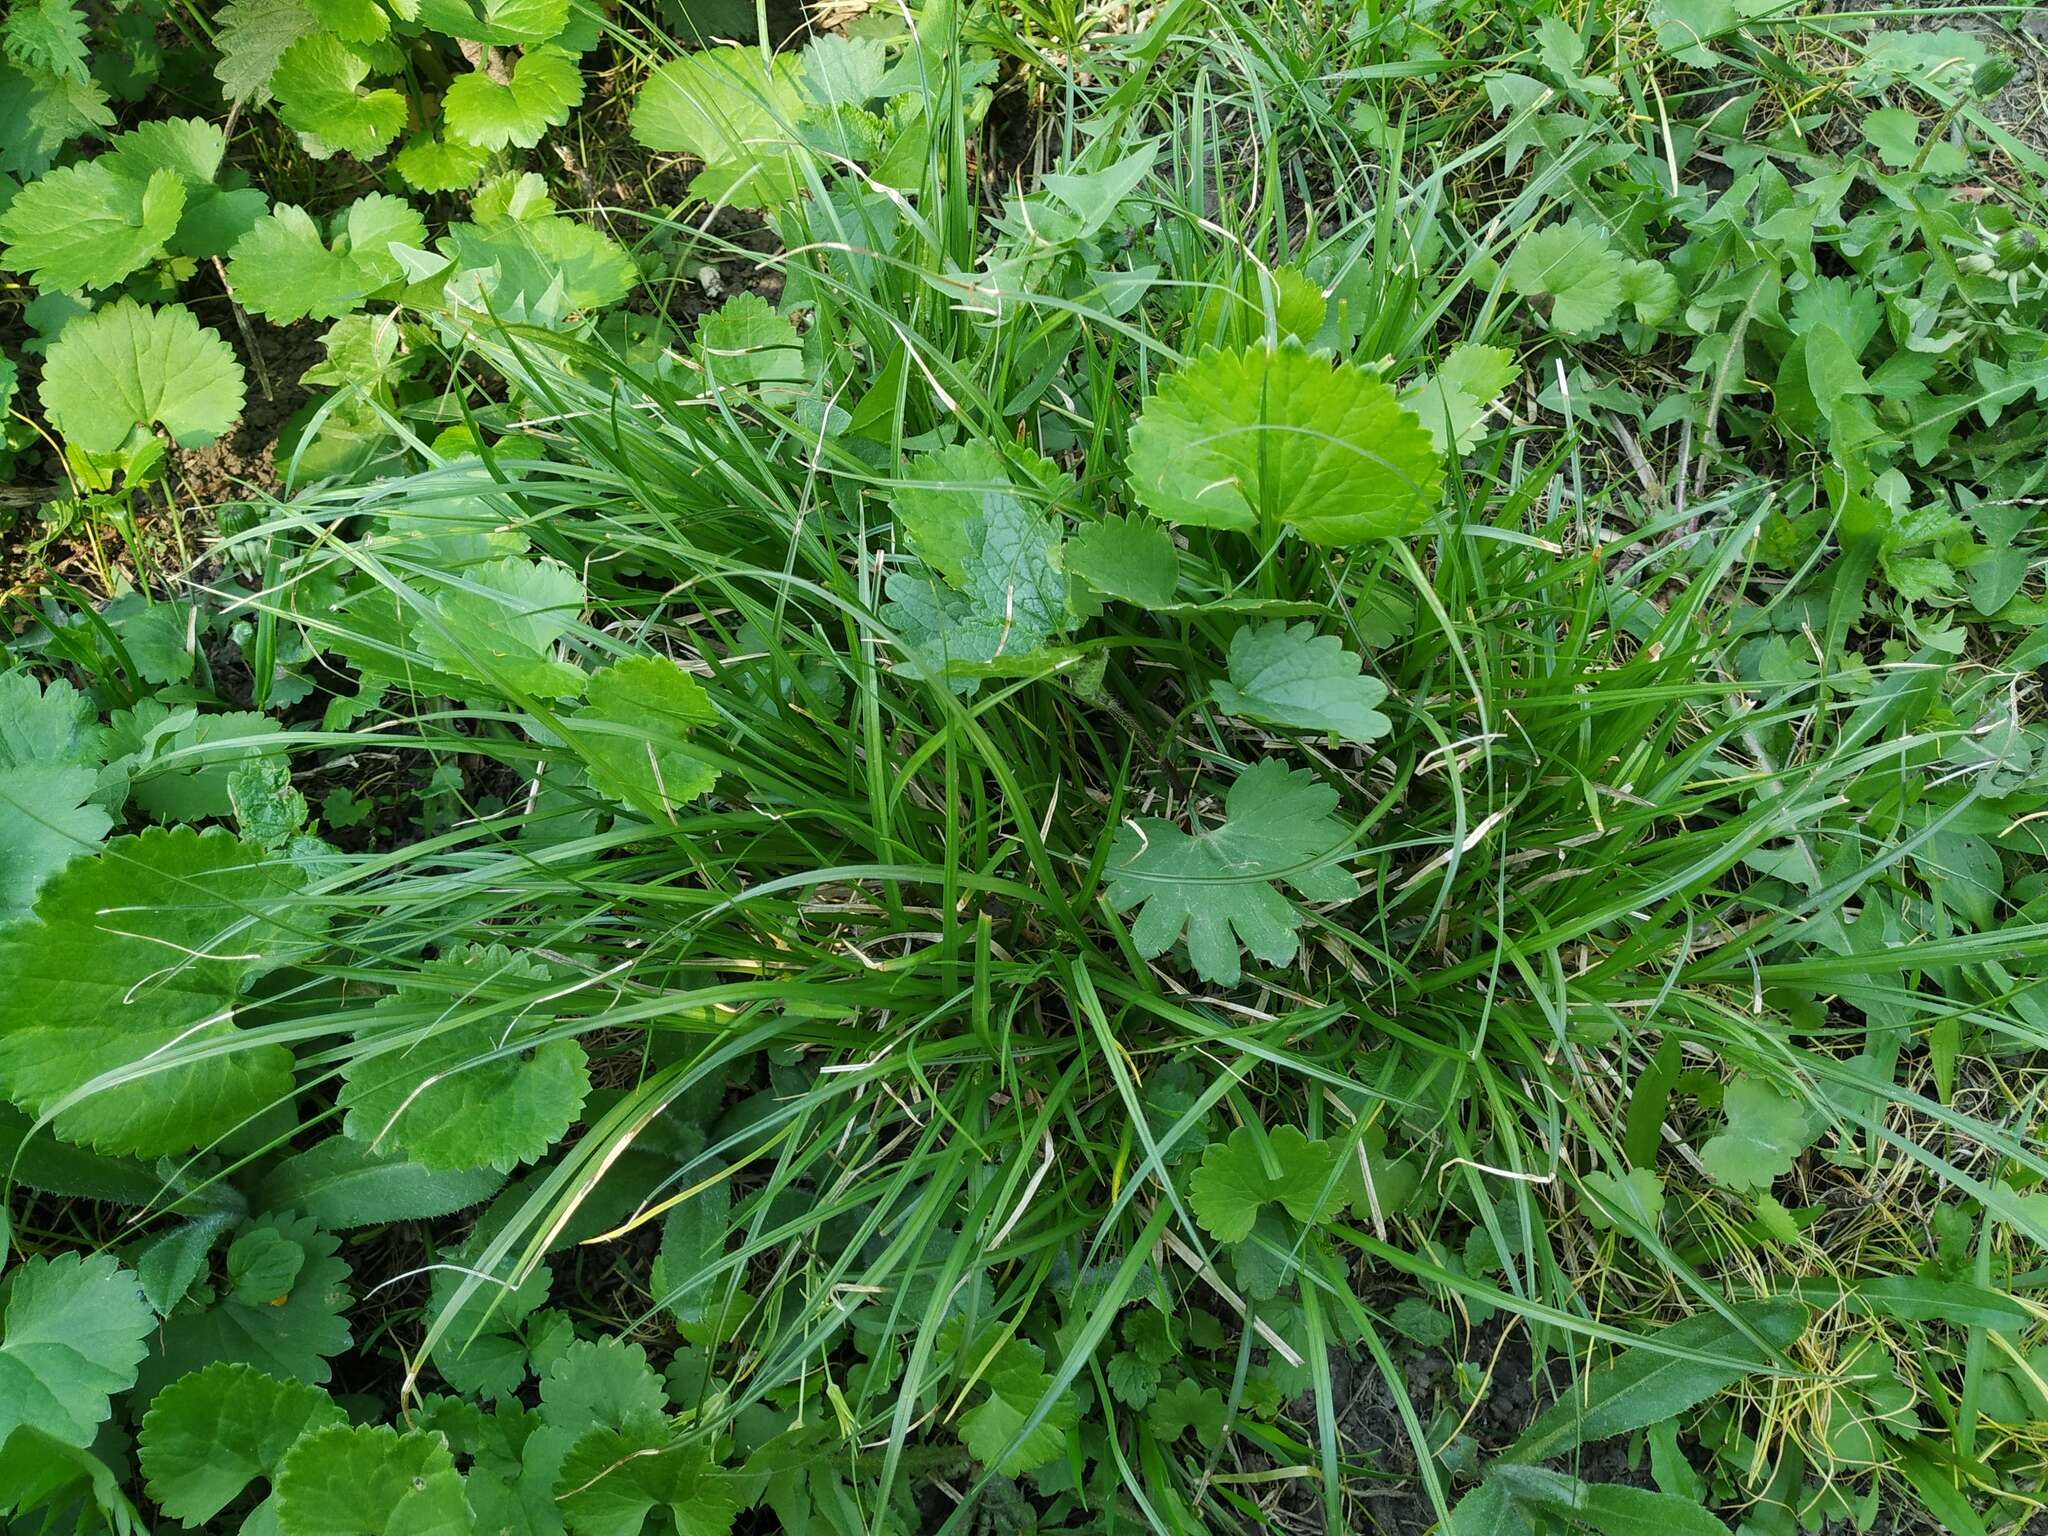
<box><xmin>338</xmin><ymin>944</ymin><xmax>589</xmax><ymax>1172</ymax></box>
<box><xmin>571</xmin><ymin>657</ymin><xmax>719</xmax><ymax>816</ymax></box>
<box><xmin>139</xmin><ymin>1362</ymin><xmax>345</xmax><ymax>1525</ymax></box>
<box><xmin>0</xmin><ymin>160</ymin><xmax>183</xmax><ymax>293</ymax></box>
<box><xmin>39</xmin><ymin>300</ymin><xmax>246</xmax><ymax>455</ymax></box>
<box><xmin>273</xmin><ymin>1423</ymin><xmax>471</xmax><ymax>1536</ymax></box>
<box><xmin>0</xmin><ymin>1252</ymin><xmax>154</xmax><ymax>1450</ymax></box>
<box><xmin>1127</xmin><ymin>341</ymin><xmax>1442</xmax><ymax>545</ymax></box>
<box><xmin>445</xmin><ymin>46</ymin><xmax>581</xmax><ymax>151</ymax></box>
<box><xmin>227</xmin><ymin>195</ymin><xmax>426</xmax><ymax>323</ymax></box>
<box><xmin>0</xmin><ymin>825</ymin><xmax>310</xmax><ymax>1156</ymax></box>
<box><xmin>1505</xmin><ymin>219</ymin><xmax>1624</xmax><ymax>335</ymax></box>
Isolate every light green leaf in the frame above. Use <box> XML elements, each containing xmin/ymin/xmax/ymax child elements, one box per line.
<box><xmin>227</xmin><ymin>194</ymin><xmax>425</xmax><ymax>323</ymax></box>
<box><xmin>1066</xmin><ymin>515</ymin><xmax>1180</xmax><ymax>606</ymax></box>
<box><xmin>630</xmin><ymin>48</ymin><xmax>807</xmax><ymax>209</ymax></box>
<box><xmin>1105</xmin><ymin>758</ymin><xmax>1357</xmax><ymax>986</ymax></box>
<box><xmin>1617</xmin><ymin>260</ymin><xmax>1680</xmax><ymax>325</ymax></box>
<box><xmin>956</xmin><ymin>1334</ymin><xmax>1074</xmax><ymax>1476</ymax></box>
<box><xmin>540</xmin><ymin>1338</ymin><xmax>669</xmax><ymax>1435</ymax></box>
<box><xmin>3</xmin><ymin>0</ymin><xmax>89</xmax><ymax>82</ymax></box>
<box><xmin>339</xmin><ymin>944</ymin><xmax>589</xmax><ymax>1172</ymax></box>
<box><xmin>0</xmin><ymin>1253</ymin><xmax>153</xmax><ymax>1449</ymax></box>
<box><xmin>413</xmin><ymin>556</ymin><xmax>588</xmax><ymax>698</ymax></box>
<box><xmin>1507</xmin><ymin>219</ymin><xmax>1623</xmax><ymax>334</ymax></box>
<box><xmin>438</xmin><ymin>206</ymin><xmax>636</xmax><ymax>315</ymax></box>
<box><xmin>0</xmin><ymin>763</ymin><xmax>110</xmax><ymax>921</ymax></box>
<box><xmin>307</xmin><ymin>0</ymin><xmax>388</xmax><ymax>43</ymax></box>
<box><xmin>394</xmin><ymin>132</ymin><xmax>490</xmax><ymax>191</ymax></box>
<box><xmin>415</xmin><ymin>0</ymin><xmax>568</xmax><ymax>46</ymax></box>
<box><xmin>1581</xmin><ymin>1168</ymin><xmax>1666</xmax><ymax>1232</ymax></box>
<box><xmin>694</xmin><ymin>292</ymin><xmax>805</xmax><ymax>395</ymax></box>
<box><xmin>1403</xmin><ymin>342</ymin><xmax>1516</xmax><ymax>454</ymax></box>
<box><xmin>139</xmin><ymin>1362</ymin><xmax>345</xmax><ymax>1525</ymax></box>
<box><xmin>572</xmin><ymin>657</ymin><xmax>720</xmax><ymax>816</ymax></box>
<box><xmin>1127</xmin><ymin>341</ymin><xmax>1442</xmax><ymax>544</ymax></box>
<box><xmin>272</xmin><ymin>32</ymin><xmax>407</xmax><ymax>159</ymax></box>
<box><xmin>1698</xmin><ymin>1076</ymin><xmax>1820</xmax><ymax>1192</ymax></box>
<box><xmin>1211</xmin><ymin>621</ymin><xmax>1391</xmax><ymax>743</ymax></box>
<box><xmin>1147</xmin><ymin>1378</ymin><xmax>1226</xmax><ymax>1447</ymax></box>
<box><xmin>445</xmin><ymin>46</ymin><xmax>581</xmax><ymax>151</ymax></box>
<box><xmin>39</xmin><ymin>300</ymin><xmax>245</xmax><ymax>454</ymax></box>
<box><xmin>0</xmin><ymin>826</ymin><xmax>313</xmax><ymax>1156</ymax></box>
<box><xmin>0</xmin><ymin>161</ymin><xmax>182</xmax><ymax>292</ymax></box>
<box><xmin>273</xmin><ymin>1423</ymin><xmax>472</xmax><ymax>1536</ymax></box>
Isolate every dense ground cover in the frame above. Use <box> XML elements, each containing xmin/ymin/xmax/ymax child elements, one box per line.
<box><xmin>3</xmin><ymin>0</ymin><xmax>2048</xmax><ymax>1532</ymax></box>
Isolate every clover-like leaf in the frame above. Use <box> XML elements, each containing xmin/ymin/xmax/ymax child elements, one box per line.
<box><xmin>274</xmin><ymin>1423</ymin><xmax>472</xmax><ymax>1536</ymax></box>
<box><xmin>1699</xmin><ymin>1076</ymin><xmax>1821</xmax><ymax>1192</ymax></box>
<box><xmin>227</xmin><ymin>195</ymin><xmax>425</xmax><ymax>323</ymax></box>
<box><xmin>1506</xmin><ymin>219</ymin><xmax>1623</xmax><ymax>334</ymax></box>
<box><xmin>1212</xmin><ymin>621</ymin><xmax>1390</xmax><ymax>744</ymax></box>
<box><xmin>1148</xmin><ymin>1378</ymin><xmax>1227</xmax><ymax>1447</ymax></box>
<box><xmin>0</xmin><ymin>1252</ymin><xmax>153</xmax><ymax>1450</ymax></box>
<box><xmin>0</xmin><ymin>160</ymin><xmax>182</xmax><ymax>292</ymax></box>
<box><xmin>139</xmin><ymin>1362</ymin><xmax>345</xmax><ymax>1526</ymax></box>
<box><xmin>1188</xmin><ymin>1124</ymin><xmax>1353</xmax><ymax>1243</ymax></box>
<box><xmin>1127</xmin><ymin>341</ymin><xmax>1442</xmax><ymax>544</ymax></box>
<box><xmin>1581</xmin><ymin>1168</ymin><xmax>1667</xmax><ymax>1233</ymax></box>
<box><xmin>1105</xmin><ymin>759</ymin><xmax>1357</xmax><ymax>986</ymax></box>
<box><xmin>339</xmin><ymin>944</ymin><xmax>589</xmax><ymax>1172</ymax></box>
<box><xmin>39</xmin><ymin>299</ymin><xmax>246</xmax><ymax>454</ymax></box>
<box><xmin>0</xmin><ymin>826</ymin><xmax>315</xmax><ymax>1156</ymax></box>
<box><xmin>630</xmin><ymin>47</ymin><xmax>808</xmax><ymax>208</ymax></box>
<box><xmin>272</xmin><ymin>31</ymin><xmax>407</xmax><ymax>159</ymax></box>
<box><xmin>446</xmin><ymin>46</ymin><xmax>581</xmax><ymax>150</ymax></box>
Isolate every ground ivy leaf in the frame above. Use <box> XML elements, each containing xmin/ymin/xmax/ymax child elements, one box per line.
<box><xmin>139</xmin><ymin>1361</ymin><xmax>345</xmax><ymax>1525</ymax></box>
<box><xmin>0</xmin><ymin>826</ymin><xmax>313</xmax><ymax>1156</ymax></box>
<box><xmin>1106</xmin><ymin>1351</ymin><xmax>1159</xmax><ymax>1408</ymax></box>
<box><xmin>272</xmin><ymin>32</ymin><xmax>407</xmax><ymax>159</ymax></box>
<box><xmin>1211</xmin><ymin>620</ymin><xmax>1391</xmax><ymax>744</ymax></box>
<box><xmin>138</xmin><ymin>1214</ymin><xmax>354</xmax><ymax>1403</ymax></box>
<box><xmin>957</xmin><ymin>1336</ymin><xmax>1074</xmax><ymax>1476</ymax></box>
<box><xmin>1066</xmin><ymin>515</ymin><xmax>1179</xmax><ymax>606</ymax></box>
<box><xmin>1506</xmin><ymin>219</ymin><xmax>1623</xmax><ymax>334</ymax></box>
<box><xmin>630</xmin><ymin>48</ymin><xmax>807</xmax><ymax>209</ymax></box>
<box><xmin>572</xmin><ymin>657</ymin><xmax>719</xmax><ymax>817</ymax></box>
<box><xmin>0</xmin><ymin>160</ymin><xmax>182</xmax><ymax>292</ymax></box>
<box><xmin>446</xmin><ymin>46</ymin><xmax>581</xmax><ymax>150</ymax></box>
<box><xmin>274</xmin><ymin>1423</ymin><xmax>471</xmax><ymax>1536</ymax></box>
<box><xmin>339</xmin><ymin>943</ymin><xmax>590</xmax><ymax>1172</ymax></box>
<box><xmin>1105</xmin><ymin>758</ymin><xmax>1358</xmax><ymax>986</ymax></box>
<box><xmin>0</xmin><ymin>1252</ymin><xmax>153</xmax><ymax>1449</ymax></box>
<box><xmin>215</xmin><ymin>0</ymin><xmax>323</xmax><ymax>104</ymax></box>
<box><xmin>1127</xmin><ymin>340</ymin><xmax>1442</xmax><ymax>544</ymax></box>
<box><xmin>1699</xmin><ymin>1076</ymin><xmax>1821</xmax><ymax>1192</ymax></box>
<box><xmin>555</xmin><ymin>1419</ymin><xmax>745</xmax><ymax>1536</ymax></box>
<box><xmin>39</xmin><ymin>299</ymin><xmax>245</xmax><ymax>454</ymax></box>
<box><xmin>228</xmin><ymin>194</ymin><xmax>425</xmax><ymax>323</ymax></box>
